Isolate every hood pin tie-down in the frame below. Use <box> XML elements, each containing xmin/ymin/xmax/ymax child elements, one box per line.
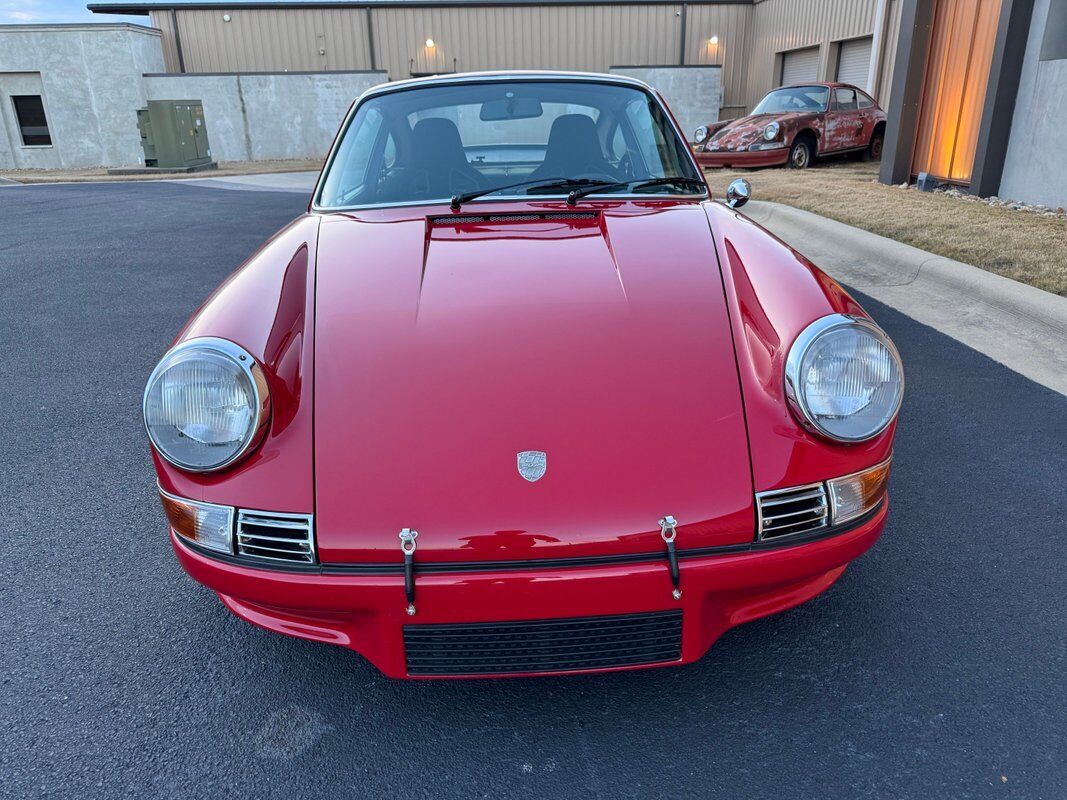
<box><xmin>658</xmin><ymin>515</ymin><xmax>682</xmax><ymax>600</ymax></box>
<box><xmin>399</xmin><ymin>528</ymin><xmax>419</xmax><ymax>616</ymax></box>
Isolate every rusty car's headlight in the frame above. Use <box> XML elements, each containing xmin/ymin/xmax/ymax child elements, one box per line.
<box><xmin>763</xmin><ymin>121</ymin><xmax>780</xmax><ymax>141</ymax></box>
<box><xmin>785</xmin><ymin>315</ymin><xmax>903</xmax><ymax>443</ymax></box>
<box><xmin>143</xmin><ymin>337</ymin><xmax>271</xmax><ymax>472</ymax></box>
<box><xmin>694</xmin><ymin>125</ymin><xmax>709</xmax><ymax>143</ymax></box>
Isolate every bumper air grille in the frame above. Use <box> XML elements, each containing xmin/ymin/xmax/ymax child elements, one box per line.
<box><xmin>755</xmin><ymin>482</ymin><xmax>829</xmax><ymax>541</ymax></box>
<box><xmin>235</xmin><ymin>510</ymin><xmax>315</xmax><ymax>564</ymax></box>
<box><xmin>404</xmin><ymin>610</ymin><xmax>682</xmax><ymax>676</ymax></box>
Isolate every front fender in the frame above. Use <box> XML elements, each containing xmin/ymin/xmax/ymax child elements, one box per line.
<box><xmin>703</xmin><ymin>201</ymin><xmax>896</xmax><ymax>490</ymax></box>
<box><xmin>152</xmin><ymin>214</ymin><xmax>321</xmax><ymax>513</ymax></box>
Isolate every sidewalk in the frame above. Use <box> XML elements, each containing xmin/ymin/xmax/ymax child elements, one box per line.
<box><xmin>171</xmin><ymin>171</ymin><xmax>319</xmax><ymax>193</ymax></box>
<box><xmin>743</xmin><ymin>201</ymin><xmax>1067</xmax><ymax>396</ymax></box>
<box><xmin>0</xmin><ymin>159</ymin><xmax>320</xmax><ymax>185</ymax></box>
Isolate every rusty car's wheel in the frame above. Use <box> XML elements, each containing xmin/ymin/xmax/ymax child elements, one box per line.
<box><xmin>863</xmin><ymin>130</ymin><xmax>885</xmax><ymax>162</ymax></box>
<box><xmin>788</xmin><ymin>138</ymin><xmax>813</xmax><ymax>169</ymax></box>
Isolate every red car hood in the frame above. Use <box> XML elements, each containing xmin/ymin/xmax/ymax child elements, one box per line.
<box><xmin>707</xmin><ymin>112</ymin><xmax>810</xmax><ymax>150</ymax></box>
<box><xmin>312</xmin><ymin>203</ymin><xmax>754</xmax><ymax>564</ymax></box>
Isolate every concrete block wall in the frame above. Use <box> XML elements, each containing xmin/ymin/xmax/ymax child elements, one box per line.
<box><xmin>999</xmin><ymin>0</ymin><xmax>1067</xmax><ymax>209</ymax></box>
<box><xmin>0</xmin><ymin>24</ymin><xmax>165</xmax><ymax>169</ymax></box>
<box><xmin>142</xmin><ymin>71</ymin><xmax>387</xmax><ymax>162</ymax></box>
<box><xmin>609</xmin><ymin>66</ymin><xmax>723</xmax><ymax>142</ymax></box>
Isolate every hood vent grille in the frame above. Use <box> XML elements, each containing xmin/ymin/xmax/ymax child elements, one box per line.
<box><xmin>755</xmin><ymin>483</ymin><xmax>829</xmax><ymax>541</ymax></box>
<box><xmin>432</xmin><ymin>212</ymin><xmax>597</xmax><ymax>225</ymax></box>
<box><xmin>236</xmin><ymin>510</ymin><xmax>315</xmax><ymax>564</ymax></box>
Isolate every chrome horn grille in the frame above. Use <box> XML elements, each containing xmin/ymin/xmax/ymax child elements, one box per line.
<box><xmin>755</xmin><ymin>483</ymin><xmax>829</xmax><ymax>541</ymax></box>
<box><xmin>236</xmin><ymin>510</ymin><xmax>315</xmax><ymax>564</ymax></box>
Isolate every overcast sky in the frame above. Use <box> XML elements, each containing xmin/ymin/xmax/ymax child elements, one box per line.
<box><xmin>2</xmin><ymin>0</ymin><xmax>140</xmax><ymax>23</ymax></box>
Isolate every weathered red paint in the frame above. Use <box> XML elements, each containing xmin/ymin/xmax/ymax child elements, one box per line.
<box><xmin>147</xmin><ymin>73</ymin><xmax>898</xmax><ymax>679</ymax></box>
<box><xmin>695</xmin><ymin>82</ymin><xmax>886</xmax><ymax>169</ymax></box>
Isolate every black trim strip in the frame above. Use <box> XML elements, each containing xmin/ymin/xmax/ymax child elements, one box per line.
<box><xmin>177</xmin><ymin>501</ymin><xmax>883</xmax><ymax>576</ymax></box>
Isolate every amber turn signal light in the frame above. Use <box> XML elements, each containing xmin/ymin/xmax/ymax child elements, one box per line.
<box><xmin>828</xmin><ymin>457</ymin><xmax>892</xmax><ymax>525</ymax></box>
<box><xmin>158</xmin><ymin>487</ymin><xmax>235</xmax><ymax>554</ymax></box>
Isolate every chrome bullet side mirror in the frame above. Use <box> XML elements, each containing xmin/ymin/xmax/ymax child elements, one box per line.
<box><xmin>726</xmin><ymin>178</ymin><xmax>751</xmax><ymax>209</ymax></box>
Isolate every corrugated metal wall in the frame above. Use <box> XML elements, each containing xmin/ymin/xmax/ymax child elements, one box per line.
<box><xmin>150</xmin><ymin>1</ymin><xmax>902</xmax><ymax>115</ymax></box>
<box><xmin>744</xmin><ymin>0</ymin><xmax>875</xmax><ymax>107</ymax></box>
<box><xmin>372</xmin><ymin>6</ymin><xmax>682</xmax><ymax>77</ymax></box>
<box><xmin>154</xmin><ymin>8</ymin><xmax>373</xmax><ymax>72</ymax></box>
<box><xmin>683</xmin><ymin>3</ymin><xmax>750</xmax><ymax>114</ymax></box>
<box><xmin>148</xmin><ymin>11</ymin><xmax>181</xmax><ymax>71</ymax></box>
<box><xmin>877</xmin><ymin>0</ymin><xmax>902</xmax><ymax>107</ymax></box>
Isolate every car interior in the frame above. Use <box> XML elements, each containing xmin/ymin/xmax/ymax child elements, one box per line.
<box><xmin>317</xmin><ymin>80</ymin><xmax>702</xmax><ymax>208</ymax></box>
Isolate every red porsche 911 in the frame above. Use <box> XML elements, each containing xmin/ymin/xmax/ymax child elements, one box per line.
<box><xmin>143</xmin><ymin>72</ymin><xmax>903</xmax><ymax>679</ymax></box>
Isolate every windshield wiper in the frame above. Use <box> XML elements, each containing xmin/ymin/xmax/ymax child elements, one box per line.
<box><xmin>450</xmin><ymin>178</ymin><xmax>609</xmax><ymax>211</ymax></box>
<box><xmin>565</xmin><ymin>177</ymin><xmax>707</xmax><ymax>205</ymax></box>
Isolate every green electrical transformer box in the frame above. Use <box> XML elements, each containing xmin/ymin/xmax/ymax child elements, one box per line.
<box><xmin>136</xmin><ymin>100</ymin><xmax>213</xmax><ymax>169</ymax></box>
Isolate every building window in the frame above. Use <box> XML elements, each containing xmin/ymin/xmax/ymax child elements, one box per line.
<box><xmin>12</xmin><ymin>95</ymin><xmax>52</xmax><ymax>147</ymax></box>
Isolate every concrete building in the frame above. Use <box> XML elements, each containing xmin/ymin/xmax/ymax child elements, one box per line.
<box><xmin>3</xmin><ymin>0</ymin><xmax>1062</xmax><ymax>209</ymax></box>
<box><xmin>4</xmin><ymin>0</ymin><xmax>906</xmax><ymax>171</ymax></box>
<box><xmin>87</xmin><ymin>0</ymin><xmax>905</xmax><ymax>119</ymax></box>
<box><xmin>0</xmin><ymin>23</ymin><xmax>385</xmax><ymax>168</ymax></box>
<box><xmin>0</xmin><ymin>24</ymin><xmax>164</xmax><ymax>169</ymax></box>
<box><xmin>881</xmin><ymin>0</ymin><xmax>1066</xmax><ymax>207</ymax></box>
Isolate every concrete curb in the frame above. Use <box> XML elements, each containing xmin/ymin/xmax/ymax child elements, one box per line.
<box><xmin>742</xmin><ymin>201</ymin><xmax>1067</xmax><ymax>396</ymax></box>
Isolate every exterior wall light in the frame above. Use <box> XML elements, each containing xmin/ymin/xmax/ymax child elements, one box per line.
<box><xmin>223</xmin><ymin>13</ymin><xmax>231</xmax><ymax>22</ymax></box>
<box><xmin>425</xmin><ymin>38</ymin><xmax>435</xmax><ymax>48</ymax></box>
<box><xmin>708</xmin><ymin>35</ymin><xmax>719</xmax><ymax>45</ymax></box>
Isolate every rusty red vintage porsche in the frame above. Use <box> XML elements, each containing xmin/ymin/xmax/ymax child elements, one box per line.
<box><xmin>694</xmin><ymin>82</ymin><xmax>887</xmax><ymax>169</ymax></box>
<box><xmin>143</xmin><ymin>72</ymin><xmax>903</xmax><ymax>679</ymax></box>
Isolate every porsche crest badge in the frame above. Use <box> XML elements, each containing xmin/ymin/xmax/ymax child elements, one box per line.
<box><xmin>516</xmin><ymin>450</ymin><xmax>547</xmax><ymax>482</ymax></box>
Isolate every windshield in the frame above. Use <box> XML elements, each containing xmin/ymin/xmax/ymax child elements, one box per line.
<box><xmin>316</xmin><ymin>80</ymin><xmax>704</xmax><ymax>209</ymax></box>
<box><xmin>751</xmin><ymin>85</ymin><xmax>830</xmax><ymax>114</ymax></box>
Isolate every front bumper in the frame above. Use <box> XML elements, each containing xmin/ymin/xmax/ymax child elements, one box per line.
<box><xmin>172</xmin><ymin>501</ymin><xmax>887</xmax><ymax>678</ymax></box>
<box><xmin>696</xmin><ymin>146</ymin><xmax>789</xmax><ymax>168</ymax></box>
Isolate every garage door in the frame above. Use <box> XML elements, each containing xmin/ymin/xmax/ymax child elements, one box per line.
<box><xmin>780</xmin><ymin>47</ymin><xmax>820</xmax><ymax>85</ymax></box>
<box><xmin>837</xmin><ymin>37</ymin><xmax>873</xmax><ymax>88</ymax></box>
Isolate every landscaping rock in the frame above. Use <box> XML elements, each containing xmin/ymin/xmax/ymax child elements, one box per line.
<box><xmin>927</xmin><ymin>186</ymin><xmax>1067</xmax><ymax>219</ymax></box>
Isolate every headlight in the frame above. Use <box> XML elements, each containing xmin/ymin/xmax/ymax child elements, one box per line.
<box><xmin>785</xmin><ymin>314</ymin><xmax>903</xmax><ymax>442</ymax></box>
<box><xmin>143</xmin><ymin>337</ymin><xmax>271</xmax><ymax>472</ymax></box>
<box><xmin>763</xmin><ymin>121</ymin><xmax>780</xmax><ymax>141</ymax></box>
<box><xmin>694</xmin><ymin>125</ymin><xmax>709</xmax><ymax>143</ymax></box>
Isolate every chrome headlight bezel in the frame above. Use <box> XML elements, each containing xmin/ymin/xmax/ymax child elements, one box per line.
<box><xmin>143</xmin><ymin>337</ymin><xmax>271</xmax><ymax>473</ymax></box>
<box><xmin>763</xmin><ymin>121</ymin><xmax>780</xmax><ymax>141</ymax></box>
<box><xmin>784</xmin><ymin>314</ymin><xmax>904</xmax><ymax>443</ymax></box>
<box><xmin>694</xmin><ymin>125</ymin><xmax>709</xmax><ymax>144</ymax></box>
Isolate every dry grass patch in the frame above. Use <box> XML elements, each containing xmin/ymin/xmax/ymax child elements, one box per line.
<box><xmin>1</xmin><ymin>158</ymin><xmax>322</xmax><ymax>184</ymax></box>
<box><xmin>704</xmin><ymin>160</ymin><xmax>1067</xmax><ymax>296</ymax></box>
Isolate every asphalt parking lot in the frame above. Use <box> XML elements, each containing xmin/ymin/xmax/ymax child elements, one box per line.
<box><xmin>1</xmin><ymin>181</ymin><xmax>1064</xmax><ymax>800</ymax></box>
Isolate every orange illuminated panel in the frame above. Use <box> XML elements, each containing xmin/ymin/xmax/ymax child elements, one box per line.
<box><xmin>912</xmin><ymin>0</ymin><xmax>1002</xmax><ymax>183</ymax></box>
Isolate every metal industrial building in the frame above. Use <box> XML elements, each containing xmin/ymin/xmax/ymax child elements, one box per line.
<box><xmin>89</xmin><ymin>0</ymin><xmax>905</xmax><ymax>119</ymax></box>
<box><xmin>2</xmin><ymin>0</ymin><xmax>1063</xmax><ymax>207</ymax></box>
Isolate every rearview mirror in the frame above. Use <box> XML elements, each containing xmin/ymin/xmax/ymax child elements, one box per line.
<box><xmin>479</xmin><ymin>97</ymin><xmax>543</xmax><ymax>121</ymax></box>
<box><xmin>726</xmin><ymin>178</ymin><xmax>751</xmax><ymax>209</ymax></box>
